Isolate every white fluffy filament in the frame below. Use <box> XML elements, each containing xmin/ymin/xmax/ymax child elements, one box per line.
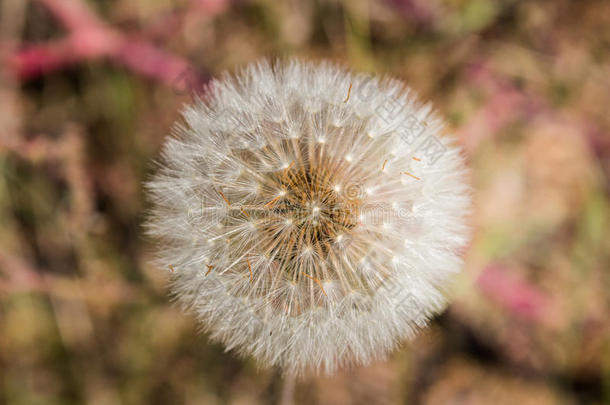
<box><xmin>145</xmin><ymin>59</ymin><xmax>471</xmax><ymax>376</ymax></box>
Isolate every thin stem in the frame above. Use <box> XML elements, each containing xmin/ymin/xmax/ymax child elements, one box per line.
<box><xmin>279</xmin><ymin>374</ymin><xmax>296</xmax><ymax>405</ymax></box>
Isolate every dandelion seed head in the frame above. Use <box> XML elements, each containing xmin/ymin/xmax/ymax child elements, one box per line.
<box><xmin>145</xmin><ymin>59</ymin><xmax>471</xmax><ymax>376</ymax></box>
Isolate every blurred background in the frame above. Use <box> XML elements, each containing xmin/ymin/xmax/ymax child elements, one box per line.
<box><xmin>1</xmin><ymin>0</ymin><xmax>610</xmax><ymax>404</ymax></box>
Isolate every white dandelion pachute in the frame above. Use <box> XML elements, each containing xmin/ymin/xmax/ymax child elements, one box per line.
<box><xmin>146</xmin><ymin>59</ymin><xmax>470</xmax><ymax>375</ymax></box>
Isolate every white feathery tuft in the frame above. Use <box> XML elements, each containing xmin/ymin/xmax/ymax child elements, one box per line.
<box><xmin>145</xmin><ymin>59</ymin><xmax>471</xmax><ymax>376</ymax></box>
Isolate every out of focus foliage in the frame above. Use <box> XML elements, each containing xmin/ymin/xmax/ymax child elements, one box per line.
<box><xmin>1</xmin><ymin>0</ymin><xmax>609</xmax><ymax>404</ymax></box>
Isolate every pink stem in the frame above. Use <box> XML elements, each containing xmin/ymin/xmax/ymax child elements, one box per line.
<box><xmin>477</xmin><ymin>264</ymin><xmax>551</xmax><ymax>322</ymax></box>
<box><xmin>10</xmin><ymin>40</ymin><xmax>77</xmax><ymax>80</ymax></box>
<box><xmin>10</xmin><ymin>0</ymin><xmax>203</xmax><ymax>88</ymax></box>
<box><xmin>112</xmin><ymin>38</ymin><xmax>204</xmax><ymax>89</ymax></box>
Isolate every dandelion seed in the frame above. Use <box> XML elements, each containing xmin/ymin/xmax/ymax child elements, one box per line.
<box><xmin>246</xmin><ymin>258</ymin><xmax>253</xmax><ymax>283</ymax></box>
<box><xmin>265</xmin><ymin>195</ymin><xmax>281</xmax><ymax>208</ymax></box>
<box><xmin>283</xmin><ymin>161</ymin><xmax>295</xmax><ymax>178</ymax></box>
<box><xmin>145</xmin><ymin>59</ymin><xmax>471</xmax><ymax>376</ymax></box>
<box><xmin>218</xmin><ymin>191</ymin><xmax>231</xmax><ymax>206</ymax></box>
<box><xmin>402</xmin><ymin>171</ymin><xmax>420</xmax><ymax>180</ymax></box>
<box><xmin>343</xmin><ymin>82</ymin><xmax>352</xmax><ymax>103</ymax></box>
<box><xmin>302</xmin><ymin>272</ymin><xmax>327</xmax><ymax>297</ymax></box>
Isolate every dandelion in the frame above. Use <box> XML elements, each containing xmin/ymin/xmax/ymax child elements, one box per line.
<box><xmin>145</xmin><ymin>59</ymin><xmax>471</xmax><ymax>376</ymax></box>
